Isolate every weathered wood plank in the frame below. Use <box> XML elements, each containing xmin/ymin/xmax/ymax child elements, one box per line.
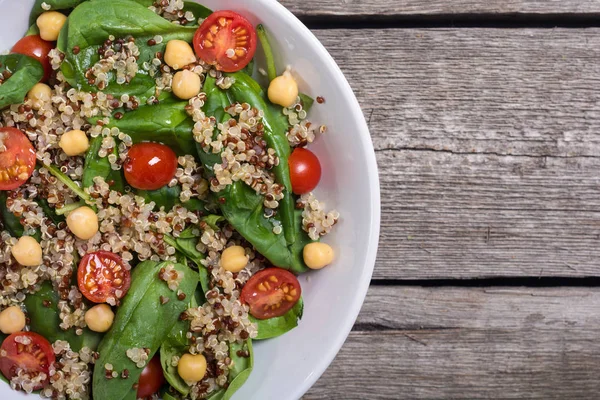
<box><xmin>305</xmin><ymin>286</ymin><xmax>600</xmax><ymax>399</ymax></box>
<box><xmin>374</xmin><ymin>150</ymin><xmax>600</xmax><ymax>279</ymax></box>
<box><xmin>281</xmin><ymin>0</ymin><xmax>600</xmax><ymax>17</ymax></box>
<box><xmin>314</xmin><ymin>28</ymin><xmax>600</xmax><ymax>157</ymax></box>
<box><xmin>306</xmin><ymin>28</ymin><xmax>600</xmax><ymax>279</ymax></box>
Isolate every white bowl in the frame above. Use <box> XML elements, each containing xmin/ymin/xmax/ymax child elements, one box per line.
<box><xmin>0</xmin><ymin>1</ymin><xmax>380</xmax><ymax>399</ymax></box>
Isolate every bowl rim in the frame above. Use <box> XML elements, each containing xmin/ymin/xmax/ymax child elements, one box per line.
<box><xmin>258</xmin><ymin>1</ymin><xmax>382</xmax><ymax>398</ymax></box>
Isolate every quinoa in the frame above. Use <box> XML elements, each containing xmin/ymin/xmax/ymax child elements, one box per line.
<box><xmin>40</xmin><ymin>341</ymin><xmax>93</xmax><ymax>400</ymax></box>
<box><xmin>126</xmin><ymin>347</ymin><xmax>150</xmax><ymax>369</ymax></box>
<box><xmin>184</xmin><ymin>239</ymin><xmax>260</xmax><ymax>398</ymax></box>
<box><xmin>149</xmin><ymin>0</ymin><xmax>197</xmax><ymax>25</ymax></box>
<box><xmin>297</xmin><ymin>192</ymin><xmax>340</xmax><ymax>240</ymax></box>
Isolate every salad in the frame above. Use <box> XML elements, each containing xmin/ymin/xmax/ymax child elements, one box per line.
<box><xmin>0</xmin><ymin>1</ymin><xmax>339</xmax><ymax>399</ymax></box>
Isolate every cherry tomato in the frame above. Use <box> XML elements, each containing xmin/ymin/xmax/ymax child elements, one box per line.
<box><xmin>11</xmin><ymin>35</ymin><xmax>54</xmax><ymax>82</ymax></box>
<box><xmin>77</xmin><ymin>251</ymin><xmax>131</xmax><ymax>304</ymax></box>
<box><xmin>124</xmin><ymin>143</ymin><xmax>177</xmax><ymax>191</ymax></box>
<box><xmin>0</xmin><ymin>332</ymin><xmax>55</xmax><ymax>390</ymax></box>
<box><xmin>137</xmin><ymin>355</ymin><xmax>165</xmax><ymax>399</ymax></box>
<box><xmin>0</xmin><ymin>127</ymin><xmax>36</xmax><ymax>191</ymax></box>
<box><xmin>241</xmin><ymin>268</ymin><xmax>301</xmax><ymax>320</ymax></box>
<box><xmin>288</xmin><ymin>148</ymin><xmax>322</xmax><ymax>195</ymax></box>
<box><xmin>193</xmin><ymin>10</ymin><xmax>257</xmax><ymax>73</ymax></box>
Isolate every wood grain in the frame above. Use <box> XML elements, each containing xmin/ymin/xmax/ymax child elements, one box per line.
<box><xmin>314</xmin><ymin>28</ymin><xmax>600</xmax><ymax>157</ymax></box>
<box><xmin>309</xmin><ymin>28</ymin><xmax>600</xmax><ymax>279</ymax></box>
<box><xmin>305</xmin><ymin>286</ymin><xmax>600</xmax><ymax>399</ymax></box>
<box><xmin>280</xmin><ymin>0</ymin><xmax>600</xmax><ymax>18</ymax></box>
<box><xmin>374</xmin><ymin>150</ymin><xmax>600</xmax><ymax>279</ymax></box>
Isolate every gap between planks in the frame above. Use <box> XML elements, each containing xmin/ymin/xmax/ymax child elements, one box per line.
<box><xmin>280</xmin><ymin>0</ymin><xmax>600</xmax><ymax>19</ymax></box>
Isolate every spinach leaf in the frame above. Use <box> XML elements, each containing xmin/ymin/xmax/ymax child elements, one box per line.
<box><xmin>82</xmin><ymin>135</ymin><xmax>125</xmax><ymax>192</ymax></box>
<box><xmin>92</xmin><ymin>260</ymin><xmax>198</xmax><ymax>400</ymax></box>
<box><xmin>58</xmin><ymin>0</ymin><xmax>197</xmax><ymax>103</ymax></box>
<box><xmin>38</xmin><ymin>197</ymin><xmax>65</xmax><ymax>225</ymax></box>
<box><xmin>164</xmin><ymin>229</ymin><xmax>204</xmax><ymax>267</ymax></box>
<box><xmin>199</xmin><ymin>76</ymin><xmax>310</xmax><ymax>274</ymax></box>
<box><xmin>29</xmin><ymin>0</ymin><xmax>83</xmax><ymax>25</ymax></box>
<box><xmin>137</xmin><ymin>185</ymin><xmax>182</xmax><ymax>211</ymax></box>
<box><xmin>90</xmin><ymin>100</ymin><xmax>196</xmax><ymax>156</ymax></box>
<box><xmin>24</xmin><ymin>281</ymin><xmax>103</xmax><ymax>351</ymax></box>
<box><xmin>0</xmin><ymin>192</ymin><xmax>42</xmax><ymax>240</ymax></box>
<box><xmin>223</xmin><ymin>340</ymin><xmax>253</xmax><ymax>400</ymax></box>
<box><xmin>160</xmin><ymin>296</ymin><xmax>197</xmax><ymax>396</ymax></box>
<box><xmin>227</xmin><ymin>72</ymin><xmax>296</xmax><ymax>246</ymax></box>
<box><xmin>0</xmin><ymin>54</ymin><xmax>44</xmax><ymax>109</ymax></box>
<box><xmin>25</xmin><ymin>23</ymin><xmax>40</xmax><ymax>36</ymax></box>
<box><xmin>160</xmin><ymin>321</ymin><xmax>190</xmax><ymax>394</ymax></box>
<box><xmin>130</xmin><ymin>0</ymin><xmax>213</xmax><ymax>22</ymax></box>
<box><xmin>299</xmin><ymin>92</ymin><xmax>315</xmax><ymax>113</ymax></box>
<box><xmin>0</xmin><ymin>192</ymin><xmax>24</xmax><ymax>237</ymax></box>
<box><xmin>251</xmin><ymin>297</ymin><xmax>303</xmax><ymax>340</ymax></box>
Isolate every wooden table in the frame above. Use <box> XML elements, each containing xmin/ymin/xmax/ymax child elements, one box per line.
<box><xmin>276</xmin><ymin>1</ymin><xmax>600</xmax><ymax>398</ymax></box>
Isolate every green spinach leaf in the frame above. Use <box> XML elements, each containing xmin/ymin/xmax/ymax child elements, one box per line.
<box><xmin>0</xmin><ymin>54</ymin><xmax>44</xmax><ymax>109</ymax></box>
<box><xmin>29</xmin><ymin>0</ymin><xmax>83</xmax><ymax>25</ymax></box>
<box><xmin>90</xmin><ymin>99</ymin><xmax>195</xmax><ymax>156</ymax></box>
<box><xmin>24</xmin><ymin>281</ymin><xmax>103</xmax><ymax>351</ymax></box>
<box><xmin>92</xmin><ymin>260</ymin><xmax>198</xmax><ymax>400</ymax></box>
<box><xmin>58</xmin><ymin>0</ymin><xmax>197</xmax><ymax>103</ymax></box>
<box><xmin>251</xmin><ymin>297</ymin><xmax>303</xmax><ymax>340</ymax></box>
<box><xmin>137</xmin><ymin>185</ymin><xmax>182</xmax><ymax>211</ymax></box>
<box><xmin>82</xmin><ymin>135</ymin><xmax>125</xmax><ymax>192</ymax></box>
<box><xmin>160</xmin><ymin>298</ymin><xmax>196</xmax><ymax>396</ymax></box>
<box><xmin>223</xmin><ymin>340</ymin><xmax>253</xmax><ymax>400</ymax></box>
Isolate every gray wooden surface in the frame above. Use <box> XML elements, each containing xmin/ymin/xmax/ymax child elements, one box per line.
<box><xmin>280</xmin><ymin>1</ymin><xmax>600</xmax><ymax>399</ymax></box>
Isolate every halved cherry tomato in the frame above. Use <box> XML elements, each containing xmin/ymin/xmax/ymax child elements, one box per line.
<box><xmin>78</xmin><ymin>251</ymin><xmax>131</xmax><ymax>304</ymax></box>
<box><xmin>241</xmin><ymin>268</ymin><xmax>301</xmax><ymax>320</ymax></box>
<box><xmin>193</xmin><ymin>10</ymin><xmax>257</xmax><ymax>73</ymax></box>
<box><xmin>123</xmin><ymin>142</ymin><xmax>177</xmax><ymax>191</ymax></box>
<box><xmin>137</xmin><ymin>355</ymin><xmax>165</xmax><ymax>399</ymax></box>
<box><xmin>11</xmin><ymin>35</ymin><xmax>54</xmax><ymax>82</ymax></box>
<box><xmin>0</xmin><ymin>127</ymin><xmax>36</xmax><ymax>191</ymax></box>
<box><xmin>288</xmin><ymin>147</ymin><xmax>322</xmax><ymax>195</ymax></box>
<box><xmin>0</xmin><ymin>332</ymin><xmax>55</xmax><ymax>390</ymax></box>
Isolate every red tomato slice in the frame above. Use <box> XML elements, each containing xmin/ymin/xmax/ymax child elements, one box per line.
<box><xmin>241</xmin><ymin>268</ymin><xmax>301</xmax><ymax>320</ymax></box>
<box><xmin>11</xmin><ymin>35</ymin><xmax>54</xmax><ymax>82</ymax></box>
<box><xmin>123</xmin><ymin>142</ymin><xmax>177</xmax><ymax>191</ymax></box>
<box><xmin>288</xmin><ymin>147</ymin><xmax>322</xmax><ymax>195</ymax></box>
<box><xmin>78</xmin><ymin>251</ymin><xmax>131</xmax><ymax>304</ymax></box>
<box><xmin>0</xmin><ymin>127</ymin><xmax>36</xmax><ymax>191</ymax></box>
<box><xmin>193</xmin><ymin>10</ymin><xmax>257</xmax><ymax>72</ymax></box>
<box><xmin>0</xmin><ymin>332</ymin><xmax>55</xmax><ymax>390</ymax></box>
<box><xmin>137</xmin><ymin>355</ymin><xmax>165</xmax><ymax>399</ymax></box>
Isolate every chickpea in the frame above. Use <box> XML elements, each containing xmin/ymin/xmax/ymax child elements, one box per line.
<box><xmin>268</xmin><ymin>70</ymin><xmax>299</xmax><ymax>108</ymax></box>
<box><xmin>66</xmin><ymin>206</ymin><xmax>98</xmax><ymax>240</ymax></box>
<box><xmin>303</xmin><ymin>242</ymin><xmax>335</xmax><ymax>270</ymax></box>
<box><xmin>177</xmin><ymin>353</ymin><xmax>207</xmax><ymax>383</ymax></box>
<box><xmin>11</xmin><ymin>236</ymin><xmax>43</xmax><ymax>267</ymax></box>
<box><xmin>164</xmin><ymin>40</ymin><xmax>197</xmax><ymax>70</ymax></box>
<box><xmin>0</xmin><ymin>306</ymin><xmax>26</xmax><ymax>335</ymax></box>
<box><xmin>220</xmin><ymin>245</ymin><xmax>248</xmax><ymax>273</ymax></box>
<box><xmin>27</xmin><ymin>83</ymin><xmax>52</xmax><ymax>111</ymax></box>
<box><xmin>59</xmin><ymin>129</ymin><xmax>90</xmax><ymax>156</ymax></box>
<box><xmin>172</xmin><ymin>70</ymin><xmax>201</xmax><ymax>100</ymax></box>
<box><xmin>84</xmin><ymin>304</ymin><xmax>114</xmax><ymax>333</ymax></box>
<box><xmin>36</xmin><ymin>11</ymin><xmax>67</xmax><ymax>41</ymax></box>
